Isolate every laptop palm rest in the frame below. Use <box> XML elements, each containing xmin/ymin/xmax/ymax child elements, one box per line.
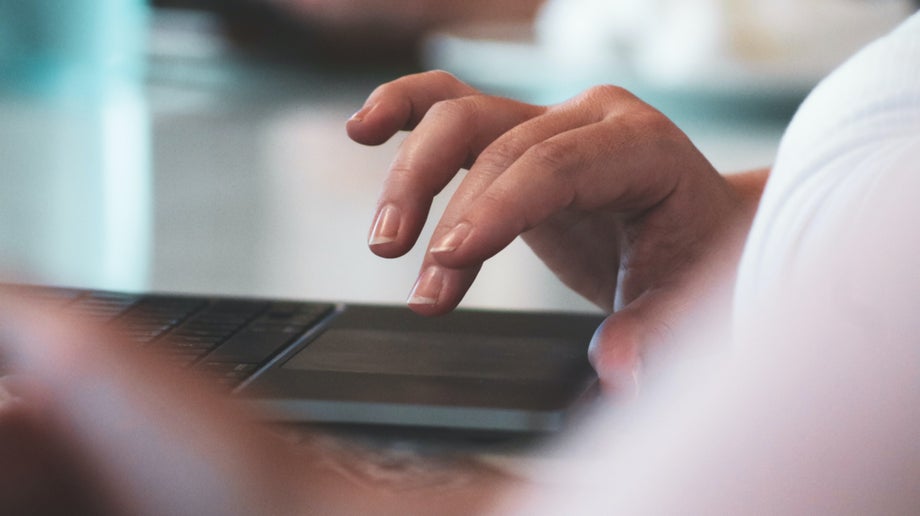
<box><xmin>244</xmin><ymin>305</ymin><xmax>601</xmax><ymax>433</ymax></box>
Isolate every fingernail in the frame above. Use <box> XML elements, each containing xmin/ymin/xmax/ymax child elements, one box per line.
<box><xmin>368</xmin><ymin>204</ymin><xmax>401</xmax><ymax>246</ymax></box>
<box><xmin>430</xmin><ymin>222</ymin><xmax>471</xmax><ymax>254</ymax></box>
<box><xmin>407</xmin><ymin>266</ymin><xmax>444</xmax><ymax>306</ymax></box>
<box><xmin>348</xmin><ymin>103</ymin><xmax>375</xmax><ymax>123</ymax></box>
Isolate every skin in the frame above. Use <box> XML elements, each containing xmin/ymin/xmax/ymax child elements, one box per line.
<box><xmin>348</xmin><ymin>70</ymin><xmax>767</xmax><ymax>391</ymax></box>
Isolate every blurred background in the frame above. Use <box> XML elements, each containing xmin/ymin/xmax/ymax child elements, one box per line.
<box><xmin>0</xmin><ymin>0</ymin><xmax>914</xmax><ymax>312</ymax></box>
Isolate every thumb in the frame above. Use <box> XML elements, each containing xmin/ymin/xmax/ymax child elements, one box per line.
<box><xmin>588</xmin><ymin>289</ymin><xmax>689</xmax><ymax>400</ymax></box>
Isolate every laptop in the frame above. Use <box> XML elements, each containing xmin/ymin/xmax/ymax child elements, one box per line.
<box><xmin>10</xmin><ymin>285</ymin><xmax>603</xmax><ymax>436</ymax></box>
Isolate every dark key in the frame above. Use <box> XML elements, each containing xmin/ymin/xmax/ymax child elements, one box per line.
<box><xmin>255</xmin><ymin>303</ymin><xmax>331</xmax><ymax>324</ymax></box>
<box><xmin>157</xmin><ymin>347</ymin><xmax>208</xmax><ymax>367</ymax></box>
<box><xmin>126</xmin><ymin>299</ymin><xmax>203</xmax><ymax>325</ymax></box>
<box><xmin>206</xmin><ymin>300</ymin><xmax>268</xmax><ymax>318</ymax></box>
<box><xmin>196</xmin><ymin>362</ymin><xmax>258</xmax><ymax>387</ymax></box>
<box><xmin>69</xmin><ymin>293</ymin><xmax>139</xmax><ymax>321</ymax></box>
<box><xmin>205</xmin><ymin>302</ymin><xmax>332</xmax><ymax>363</ymax></box>
<box><xmin>206</xmin><ymin>330</ymin><xmax>300</xmax><ymax>364</ymax></box>
<box><xmin>162</xmin><ymin>336</ymin><xmax>219</xmax><ymax>352</ymax></box>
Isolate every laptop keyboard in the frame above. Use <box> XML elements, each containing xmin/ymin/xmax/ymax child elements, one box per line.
<box><xmin>7</xmin><ymin>287</ymin><xmax>334</xmax><ymax>389</ymax></box>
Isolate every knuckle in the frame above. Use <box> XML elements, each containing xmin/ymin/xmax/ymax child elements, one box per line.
<box><xmin>580</xmin><ymin>84</ymin><xmax>634</xmax><ymax>105</ymax></box>
<box><xmin>385</xmin><ymin>162</ymin><xmax>434</xmax><ymax>196</ymax></box>
<box><xmin>428</xmin><ymin>97</ymin><xmax>478</xmax><ymax>128</ymax></box>
<box><xmin>384</xmin><ymin>161</ymin><xmax>414</xmax><ymax>181</ymax></box>
<box><xmin>371</xmin><ymin>70</ymin><xmax>464</xmax><ymax>103</ymax></box>
<box><xmin>636</xmin><ymin>108</ymin><xmax>676</xmax><ymax>134</ymax></box>
<box><xmin>631</xmin><ymin>109</ymin><xmax>687</xmax><ymax>150</ymax></box>
<box><xmin>477</xmin><ymin>186</ymin><xmax>527</xmax><ymax>230</ymax></box>
<box><xmin>368</xmin><ymin>81</ymin><xmax>394</xmax><ymax>101</ymax></box>
<box><xmin>476</xmin><ymin>136</ymin><xmax>524</xmax><ymax>172</ymax></box>
<box><xmin>423</xmin><ymin>69</ymin><xmax>462</xmax><ymax>86</ymax></box>
<box><xmin>526</xmin><ymin>138</ymin><xmax>576</xmax><ymax>172</ymax></box>
<box><xmin>553</xmin><ymin>84</ymin><xmax>639</xmax><ymax>119</ymax></box>
<box><xmin>603</xmin><ymin>100</ymin><xmax>683</xmax><ymax>144</ymax></box>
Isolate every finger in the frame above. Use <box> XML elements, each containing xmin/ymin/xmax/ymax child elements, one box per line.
<box><xmin>401</xmin><ymin>88</ymin><xmax>634</xmax><ymax>312</ymax></box>
<box><xmin>429</xmin><ymin>102</ymin><xmax>691</xmax><ymax>271</ymax></box>
<box><xmin>368</xmin><ymin>94</ymin><xmax>543</xmax><ymax>258</ymax></box>
<box><xmin>412</xmin><ymin>210</ymin><xmax>623</xmax><ymax>315</ymax></box>
<box><xmin>588</xmin><ymin>252</ymin><xmax>738</xmax><ymax>400</ymax></box>
<box><xmin>587</xmin><ymin>288</ymin><xmax>688</xmax><ymax>400</ymax></box>
<box><xmin>406</xmin><ymin>262</ymin><xmax>482</xmax><ymax>316</ymax></box>
<box><xmin>346</xmin><ymin>70</ymin><xmax>479</xmax><ymax>146</ymax></box>
<box><xmin>588</xmin><ymin>306</ymin><xmax>649</xmax><ymax>399</ymax></box>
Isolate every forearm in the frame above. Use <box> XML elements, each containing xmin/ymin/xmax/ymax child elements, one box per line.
<box><xmin>702</xmin><ymin>166</ymin><xmax>771</xmax><ymax>293</ymax></box>
<box><xmin>717</xmin><ymin>165</ymin><xmax>770</xmax><ymax>276</ymax></box>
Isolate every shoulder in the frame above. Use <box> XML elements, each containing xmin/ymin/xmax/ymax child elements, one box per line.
<box><xmin>769</xmin><ymin>11</ymin><xmax>920</xmax><ymax>196</ymax></box>
<box><xmin>735</xmin><ymin>13</ymin><xmax>920</xmax><ymax>335</ymax></box>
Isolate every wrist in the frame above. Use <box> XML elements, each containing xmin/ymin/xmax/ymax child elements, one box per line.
<box><xmin>725</xmin><ymin>167</ymin><xmax>770</xmax><ymax>215</ymax></box>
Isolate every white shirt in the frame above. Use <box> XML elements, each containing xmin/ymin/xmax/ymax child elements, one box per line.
<box><xmin>503</xmin><ymin>12</ymin><xmax>920</xmax><ymax>515</ymax></box>
<box><xmin>735</xmin><ymin>10</ymin><xmax>920</xmax><ymax>334</ymax></box>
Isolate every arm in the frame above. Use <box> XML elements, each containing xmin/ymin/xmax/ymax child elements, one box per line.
<box><xmin>727</xmin><ymin>167</ymin><xmax>769</xmax><ymax>210</ymax></box>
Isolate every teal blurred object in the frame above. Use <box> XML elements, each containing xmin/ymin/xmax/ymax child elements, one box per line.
<box><xmin>0</xmin><ymin>0</ymin><xmax>152</xmax><ymax>291</ymax></box>
<box><xmin>0</xmin><ymin>0</ymin><xmax>145</xmax><ymax>94</ymax></box>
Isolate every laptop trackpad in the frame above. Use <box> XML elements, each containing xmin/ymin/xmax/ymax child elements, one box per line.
<box><xmin>283</xmin><ymin>329</ymin><xmax>579</xmax><ymax>382</ymax></box>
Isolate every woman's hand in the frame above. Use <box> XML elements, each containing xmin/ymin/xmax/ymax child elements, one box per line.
<box><xmin>347</xmin><ymin>71</ymin><xmax>766</xmax><ymax>390</ymax></box>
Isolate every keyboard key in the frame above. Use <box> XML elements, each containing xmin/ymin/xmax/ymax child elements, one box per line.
<box><xmin>28</xmin><ymin>287</ymin><xmax>334</xmax><ymax>385</ymax></box>
<box><xmin>160</xmin><ymin>349</ymin><xmax>208</xmax><ymax>367</ymax></box>
<box><xmin>206</xmin><ymin>302</ymin><xmax>332</xmax><ymax>364</ymax></box>
<box><xmin>206</xmin><ymin>330</ymin><xmax>300</xmax><ymax>364</ymax></box>
<box><xmin>195</xmin><ymin>362</ymin><xmax>258</xmax><ymax>388</ymax></box>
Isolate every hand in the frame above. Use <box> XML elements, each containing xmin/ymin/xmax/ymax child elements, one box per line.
<box><xmin>0</xmin><ymin>376</ymin><xmax>111</xmax><ymax>515</ymax></box>
<box><xmin>0</xmin><ymin>296</ymin><xmax>316</xmax><ymax>515</ymax></box>
<box><xmin>347</xmin><ymin>71</ymin><xmax>766</xmax><ymax>391</ymax></box>
<box><xmin>0</xmin><ymin>293</ymin><xmax>510</xmax><ymax>515</ymax></box>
